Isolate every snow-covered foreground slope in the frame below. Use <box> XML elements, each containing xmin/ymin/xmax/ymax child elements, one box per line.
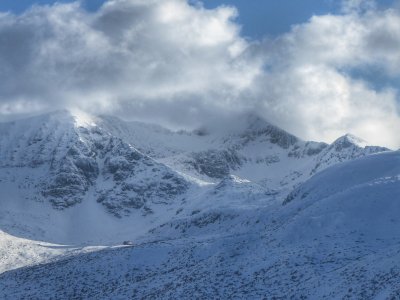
<box><xmin>0</xmin><ymin>230</ymin><xmax>112</xmax><ymax>275</ymax></box>
<box><xmin>0</xmin><ymin>110</ymin><xmax>395</xmax><ymax>298</ymax></box>
<box><xmin>0</xmin><ymin>151</ymin><xmax>399</xmax><ymax>299</ymax></box>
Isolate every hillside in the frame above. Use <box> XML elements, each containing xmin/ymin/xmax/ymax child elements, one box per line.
<box><xmin>0</xmin><ymin>151</ymin><xmax>398</xmax><ymax>299</ymax></box>
<box><xmin>0</xmin><ymin>110</ymin><xmax>395</xmax><ymax>299</ymax></box>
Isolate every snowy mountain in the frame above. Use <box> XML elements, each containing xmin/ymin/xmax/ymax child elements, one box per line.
<box><xmin>0</xmin><ymin>110</ymin><xmax>395</xmax><ymax>299</ymax></box>
<box><xmin>0</xmin><ymin>111</ymin><xmax>195</xmax><ymax>245</ymax></box>
<box><xmin>1</xmin><ymin>150</ymin><xmax>399</xmax><ymax>299</ymax></box>
<box><xmin>98</xmin><ymin>112</ymin><xmax>388</xmax><ymax>191</ymax></box>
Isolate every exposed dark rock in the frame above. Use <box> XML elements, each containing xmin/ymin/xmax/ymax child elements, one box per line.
<box><xmin>189</xmin><ymin>149</ymin><xmax>242</xmax><ymax>178</ymax></box>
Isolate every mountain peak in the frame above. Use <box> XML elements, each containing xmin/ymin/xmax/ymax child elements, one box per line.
<box><xmin>244</xmin><ymin>113</ymin><xmax>273</xmax><ymax>130</ymax></box>
<box><xmin>237</xmin><ymin>113</ymin><xmax>299</xmax><ymax>149</ymax></box>
<box><xmin>332</xmin><ymin>133</ymin><xmax>369</xmax><ymax>148</ymax></box>
<box><xmin>69</xmin><ymin>109</ymin><xmax>97</xmax><ymax>128</ymax></box>
<box><xmin>31</xmin><ymin>109</ymin><xmax>98</xmax><ymax>129</ymax></box>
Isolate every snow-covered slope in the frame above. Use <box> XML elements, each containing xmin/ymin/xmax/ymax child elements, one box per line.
<box><xmin>0</xmin><ymin>110</ymin><xmax>387</xmax><ymax>245</ymax></box>
<box><xmin>0</xmin><ymin>110</ymin><xmax>396</xmax><ymax>299</ymax></box>
<box><xmin>311</xmin><ymin>133</ymin><xmax>388</xmax><ymax>174</ymax></box>
<box><xmin>99</xmin><ymin>113</ymin><xmax>388</xmax><ymax>192</ymax></box>
<box><xmin>0</xmin><ymin>111</ymin><xmax>195</xmax><ymax>245</ymax></box>
<box><xmin>1</xmin><ymin>151</ymin><xmax>399</xmax><ymax>299</ymax></box>
<box><xmin>0</xmin><ymin>111</ymin><xmax>389</xmax><ymax>240</ymax></box>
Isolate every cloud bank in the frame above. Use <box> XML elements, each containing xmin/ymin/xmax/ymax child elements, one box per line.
<box><xmin>0</xmin><ymin>0</ymin><xmax>399</xmax><ymax>148</ymax></box>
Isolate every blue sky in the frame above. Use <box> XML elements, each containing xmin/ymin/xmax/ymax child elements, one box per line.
<box><xmin>0</xmin><ymin>0</ymin><xmax>353</xmax><ymax>37</ymax></box>
<box><xmin>0</xmin><ymin>0</ymin><xmax>338</xmax><ymax>38</ymax></box>
<box><xmin>200</xmin><ymin>0</ymin><xmax>340</xmax><ymax>38</ymax></box>
<box><xmin>0</xmin><ymin>0</ymin><xmax>395</xmax><ymax>37</ymax></box>
<box><xmin>0</xmin><ymin>0</ymin><xmax>105</xmax><ymax>14</ymax></box>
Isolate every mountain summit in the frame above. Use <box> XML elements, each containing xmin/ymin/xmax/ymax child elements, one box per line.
<box><xmin>332</xmin><ymin>133</ymin><xmax>369</xmax><ymax>149</ymax></box>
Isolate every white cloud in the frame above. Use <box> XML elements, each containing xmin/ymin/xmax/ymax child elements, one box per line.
<box><xmin>0</xmin><ymin>0</ymin><xmax>259</xmax><ymax>121</ymax></box>
<box><xmin>341</xmin><ymin>0</ymin><xmax>376</xmax><ymax>14</ymax></box>
<box><xmin>253</xmin><ymin>3</ymin><xmax>400</xmax><ymax>148</ymax></box>
<box><xmin>0</xmin><ymin>0</ymin><xmax>399</xmax><ymax>148</ymax></box>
